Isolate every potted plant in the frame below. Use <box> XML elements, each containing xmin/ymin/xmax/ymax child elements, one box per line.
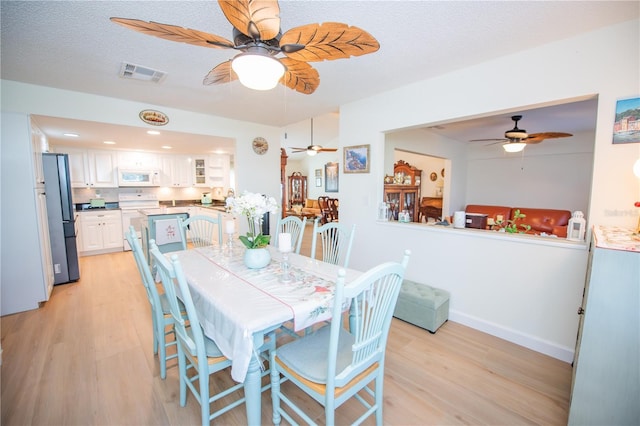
<box><xmin>226</xmin><ymin>191</ymin><xmax>278</xmax><ymax>268</ymax></box>
<box><xmin>495</xmin><ymin>209</ymin><xmax>532</xmax><ymax>234</ymax></box>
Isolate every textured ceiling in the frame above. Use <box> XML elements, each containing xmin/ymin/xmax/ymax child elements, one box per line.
<box><xmin>1</xmin><ymin>1</ymin><xmax>637</xmax><ymax>152</ymax></box>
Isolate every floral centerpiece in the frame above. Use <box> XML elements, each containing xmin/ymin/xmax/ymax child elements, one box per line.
<box><xmin>226</xmin><ymin>191</ymin><xmax>278</xmax><ymax>249</ymax></box>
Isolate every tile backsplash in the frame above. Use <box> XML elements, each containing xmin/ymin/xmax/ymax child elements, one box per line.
<box><xmin>72</xmin><ymin>186</ymin><xmax>220</xmax><ymax>204</ymax></box>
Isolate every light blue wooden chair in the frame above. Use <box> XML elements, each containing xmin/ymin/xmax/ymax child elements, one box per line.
<box><xmin>310</xmin><ymin>218</ymin><xmax>355</xmax><ymax>267</ymax></box>
<box><xmin>150</xmin><ymin>240</ymin><xmax>273</xmax><ymax>426</ymax></box>
<box><xmin>125</xmin><ymin>226</ymin><xmax>178</xmax><ymax>379</ymax></box>
<box><xmin>269</xmin><ymin>249</ymin><xmax>411</xmax><ymax>426</ymax></box>
<box><xmin>275</xmin><ymin>215</ymin><xmax>307</xmax><ymax>254</ymax></box>
<box><xmin>177</xmin><ymin>214</ymin><xmax>223</xmax><ymax>249</ymax></box>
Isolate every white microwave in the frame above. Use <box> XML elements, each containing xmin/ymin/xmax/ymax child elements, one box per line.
<box><xmin>118</xmin><ymin>169</ymin><xmax>160</xmax><ymax>187</ymax></box>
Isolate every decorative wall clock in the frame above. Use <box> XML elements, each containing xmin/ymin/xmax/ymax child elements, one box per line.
<box><xmin>252</xmin><ymin>137</ymin><xmax>268</xmax><ymax>155</ymax></box>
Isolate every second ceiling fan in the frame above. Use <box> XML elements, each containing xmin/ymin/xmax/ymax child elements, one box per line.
<box><xmin>291</xmin><ymin>118</ymin><xmax>337</xmax><ymax>156</ymax></box>
<box><xmin>470</xmin><ymin>115</ymin><xmax>573</xmax><ymax>152</ymax></box>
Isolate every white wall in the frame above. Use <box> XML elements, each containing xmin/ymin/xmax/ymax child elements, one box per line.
<box><xmin>337</xmin><ymin>19</ymin><xmax>639</xmax><ymax>362</ymax></box>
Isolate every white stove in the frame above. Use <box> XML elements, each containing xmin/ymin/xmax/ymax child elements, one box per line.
<box><xmin>118</xmin><ymin>193</ymin><xmax>161</xmax><ymax>250</ymax></box>
<box><xmin>118</xmin><ymin>193</ymin><xmax>160</xmax><ymax>210</ymax></box>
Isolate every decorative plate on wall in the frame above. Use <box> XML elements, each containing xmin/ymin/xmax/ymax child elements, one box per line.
<box><xmin>139</xmin><ymin>109</ymin><xmax>168</xmax><ymax>126</ymax></box>
<box><xmin>430</xmin><ymin>172</ymin><xmax>437</xmax><ymax>181</ymax></box>
<box><xmin>252</xmin><ymin>137</ymin><xmax>269</xmax><ymax>155</ymax></box>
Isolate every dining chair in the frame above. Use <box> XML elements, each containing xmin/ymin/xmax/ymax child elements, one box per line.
<box><xmin>327</xmin><ymin>198</ymin><xmax>339</xmax><ymax>222</ymax></box>
<box><xmin>177</xmin><ymin>214</ymin><xmax>223</xmax><ymax>249</ymax></box>
<box><xmin>270</xmin><ymin>249</ymin><xmax>411</xmax><ymax>426</ymax></box>
<box><xmin>149</xmin><ymin>240</ymin><xmax>273</xmax><ymax>426</ymax></box>
<box><xmin>317</xmin><ymin>196</ymin><xmax>332</xmax><ymax>224</ymax></box>
<box><xmin>125</xmin><ymin>226</ymin><xmax>178</xmax><ymax>379</ymax></box>
<box><xmin>275</xmin><ymin>215</ymin><xmax>307</xmax><ymax>254</ymax></box>
<box><xmin>310</xmin><ymin>218</ymin><xmax>356</xmax><ymax>268</ymax></box>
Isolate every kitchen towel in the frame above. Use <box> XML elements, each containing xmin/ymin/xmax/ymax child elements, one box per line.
<box><xmin>155</xmin><ymin>219</ymin><xmax>182</xmax><ymax>246</ymax></box>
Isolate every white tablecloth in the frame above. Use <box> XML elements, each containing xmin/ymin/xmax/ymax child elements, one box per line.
<box><xmin>170</xmin><ymin>244</ymin><xmax>362</xmax><ymax>382</ymax></box>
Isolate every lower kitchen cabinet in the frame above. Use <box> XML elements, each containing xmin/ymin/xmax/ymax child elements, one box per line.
<box><xmin>78</xmin><ymin>210</ymin><xmax>123</xmax><ymax>255</ymax></box>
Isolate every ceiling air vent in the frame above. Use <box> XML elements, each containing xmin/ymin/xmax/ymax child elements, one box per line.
<box><xmin>119</xmin><ymin>62</ymin><xmax>167</xmax><ymax>83</ymax></box>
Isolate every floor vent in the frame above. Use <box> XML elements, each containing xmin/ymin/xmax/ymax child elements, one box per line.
<box><xmin>119</xmin><ymin>62</ymin><xmax>167</xmax><ymax>83</ymax></box>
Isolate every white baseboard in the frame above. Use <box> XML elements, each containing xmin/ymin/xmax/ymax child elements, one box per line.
<box><xmin>449</xmin><ymin>310</ymin><xmax>575</xmax><ymax>364</ymax></box>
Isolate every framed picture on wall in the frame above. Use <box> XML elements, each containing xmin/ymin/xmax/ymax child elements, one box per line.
<box><xmin>343</xmin><ymin>144</ymin><xmax>370</xmax><ymax>173</ymax></box>
<box><xmin>316</xmin><ymin>177</ymin><xmax>322</xmax><ymax>187</ymax></box>
<box><xmin>612</xmin><ymin>96</ymin><xmax>640</xmax><ymax>144</ymax></box>
<box><xmin>325</xmin><ymin>162</ymin><xmax>339</xmax><ymax>192</ymax></box>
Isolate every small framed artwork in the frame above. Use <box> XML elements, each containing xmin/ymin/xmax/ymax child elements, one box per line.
<box><xmin>315</xmin><ymin>177</ymin><xmax>322</xmax><ymax>187</ymax></box>
<box><xmin>343</xmin><ymin>144</ymin><xmax>370</xmax><ymax>173</ymax></box>
<box><xmin>325</xmin><ymin>162</ymin><xmax>339</xmax><ymax>192</ymax></box>
<box><xmin>613</xmin><ymin>96</ymin><xmax>640</xmax><ymax>144</ymax></box>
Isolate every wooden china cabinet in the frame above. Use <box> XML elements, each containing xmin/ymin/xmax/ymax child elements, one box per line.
<box><xmin>384</xmin><ymin>160</ymin><xmax>422</xmax><ymax>222</ymax></box>
<box><xmin>288</xmin><ymin>172</ymin><xmax>307</xmax><ymax>209</ymax></box>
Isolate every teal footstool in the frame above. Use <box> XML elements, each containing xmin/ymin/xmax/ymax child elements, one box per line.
<box><xmin>393</xmin><ymin>280</ymin><xmax>450</xmax><ymax>333</ymax></box>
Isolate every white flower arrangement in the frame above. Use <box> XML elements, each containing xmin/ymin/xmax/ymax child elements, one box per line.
<box><xmin>226</xmin><ymin>191</ymin><xmax>278</xmax><ymax>248</ymax></box>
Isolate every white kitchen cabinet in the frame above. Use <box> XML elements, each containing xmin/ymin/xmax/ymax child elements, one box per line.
<box><xmin>1</xmin><ymin>112</ymin><xmax>52</xmax><ymax>315</ymax></box>
<box><xmin>118</xmin><ymin>151</ymin><xmax>159</xmax><ymax>170</ymax></box>
<box><xmin>160</xmin><ymin>154</ymin><xmax>193</xmax><ymax>187</ymax></box>
<box><xmin>208</xmin><ymin>154</ymin><xmax>230</xmax><ymax>189</ymax></box>
<box><xmin>568</xmin><ymin>230</ymin><xmax>640</xmax><ymax>425</ymax></box>
<box><xmin>35</xmin><ymin>189</ymin><xmax>54</xmax><ymax>299</ymax></box>
<box><xmin>31</xmin><ymin>122</ymin><xmax>48</xmax><ymax>186</ymax></box>
<box><xmin>63</xmin><ymin>147</ymin><xmax>118</xmax><ymax>188</ymax></box>
<box><xmin>193</xmin><ymin>157</ymin><xmax>208</xmax><ymax>187</ymax></box>
<box><xmin>78</xmin><ymin>210</ymin><xmax>123</xmax><ymax>255</ymax></box>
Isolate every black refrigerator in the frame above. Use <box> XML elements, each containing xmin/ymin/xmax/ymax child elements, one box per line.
<box><xmin>42</xmin><ymin>153</ymin><xmax>80</xmax><ymax>284</ymax></box>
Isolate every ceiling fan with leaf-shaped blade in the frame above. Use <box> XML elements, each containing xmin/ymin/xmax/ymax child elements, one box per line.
<box><xmin>111</xmin><ymin>0</ymin><xmax>380</xmax><ymax>94</ymax></box>
<box><xmin>470</xmin><ymin>115</ymin><xmax>573</xmax><ymax>152</ymax></box>
<box><xmin>290</xmin><ymin>118</ymin><xmax>337</xmax><ymax>156</ymax></box>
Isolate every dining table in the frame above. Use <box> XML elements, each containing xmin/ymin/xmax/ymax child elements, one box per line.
<box><xmin>167</xmin><ymin>242</ymin><xmax>363</xmax><ymax>425</ymax></box>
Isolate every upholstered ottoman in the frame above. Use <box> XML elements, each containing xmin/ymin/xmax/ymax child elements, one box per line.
<box><xmin>393</xmin><ymin>280</ymin><xmax>450</xmax><ymax>333</ymax></box>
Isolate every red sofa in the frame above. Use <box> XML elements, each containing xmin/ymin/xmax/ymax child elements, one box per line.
<box><xmin>465</xmin><ymin>204</ymin><xmax>572</xmax><ymax>237</ymax></box>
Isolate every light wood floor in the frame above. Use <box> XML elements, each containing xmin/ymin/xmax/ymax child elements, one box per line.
<box><xmin>1</xmin><ymin>225</ymin><xmax>572</xmax><ymax>425</ymax></box>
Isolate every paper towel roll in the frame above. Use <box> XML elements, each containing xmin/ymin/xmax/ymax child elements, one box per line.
<box><xmin>453</xmin><ymin>211</ymin><xmax>466</xmax><ymax>228</ymax></box>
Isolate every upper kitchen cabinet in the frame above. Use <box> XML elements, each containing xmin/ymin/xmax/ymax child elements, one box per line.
<box><xmin>207</xmin><ymin>154</ymin><xmax>231</xmax><ymax>189</ymax></box>
<box><xmin>193</xmin><ymin>157</ymin><xmax>208</xmax><ymax>187</ymax></box>
<box><xmin>117</xmin><ymin>151</ymin><xmax>159</xmax><ymax>170</ymax></box>
<box><xmin>30</xmin><ymin>121</ymin><xmax>48</xmax><ymax>187</ymax></box>
<box><xmin>160</xmin><ymin>154</ymin><xmax>193</xmax><ymax>187</ymax></box>
<box><xmin>62</xmin><ymin>147</ymin><xmax>118</xmax><ymax>188</ymax></box>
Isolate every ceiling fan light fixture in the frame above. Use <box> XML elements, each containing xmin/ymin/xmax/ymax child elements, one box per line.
<box><xmin>231</xmin><ymin>52</ymin><xmax>285</xmax><ymax>91</ymax></box>
<box><xmin>306</xmin><ymin>149</ymin><xmax>318</xmax><ymax>156</ymax></box>
<box><xmin>503</xmin><ymin>142</ymin><xmax>526</xmax><ymax>153</ymax></box>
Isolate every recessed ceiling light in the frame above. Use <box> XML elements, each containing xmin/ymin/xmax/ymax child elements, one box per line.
<box><xmin>63</xmin><ymin>133</ymin><xmax>79</xmax><ymax>137</ymax></box>
<box><xmin>147</xmin><ymin>130</ymin><xmax>160</xmax><ymax>135</ymax></box>
<box><xmin>103</xmin><ymin>141</ymin><xmax>116</xmax><ymax>145</ymax></box>
<box><xmin>161</xmin><ymin>146</ymin><xmax>172</xmax><ymax>149</ymax></box>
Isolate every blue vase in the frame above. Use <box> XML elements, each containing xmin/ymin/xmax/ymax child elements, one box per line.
<box><xmin>243</xmin><ymin>248</ymin><xmax>271</xmax><ymax>269</ymax></box>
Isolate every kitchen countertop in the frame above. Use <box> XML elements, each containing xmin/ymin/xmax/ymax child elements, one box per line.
<box><xmin>75</xmin><ymin>202</ymin><xmax>120</xmax><ymax>211</ymax></box>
